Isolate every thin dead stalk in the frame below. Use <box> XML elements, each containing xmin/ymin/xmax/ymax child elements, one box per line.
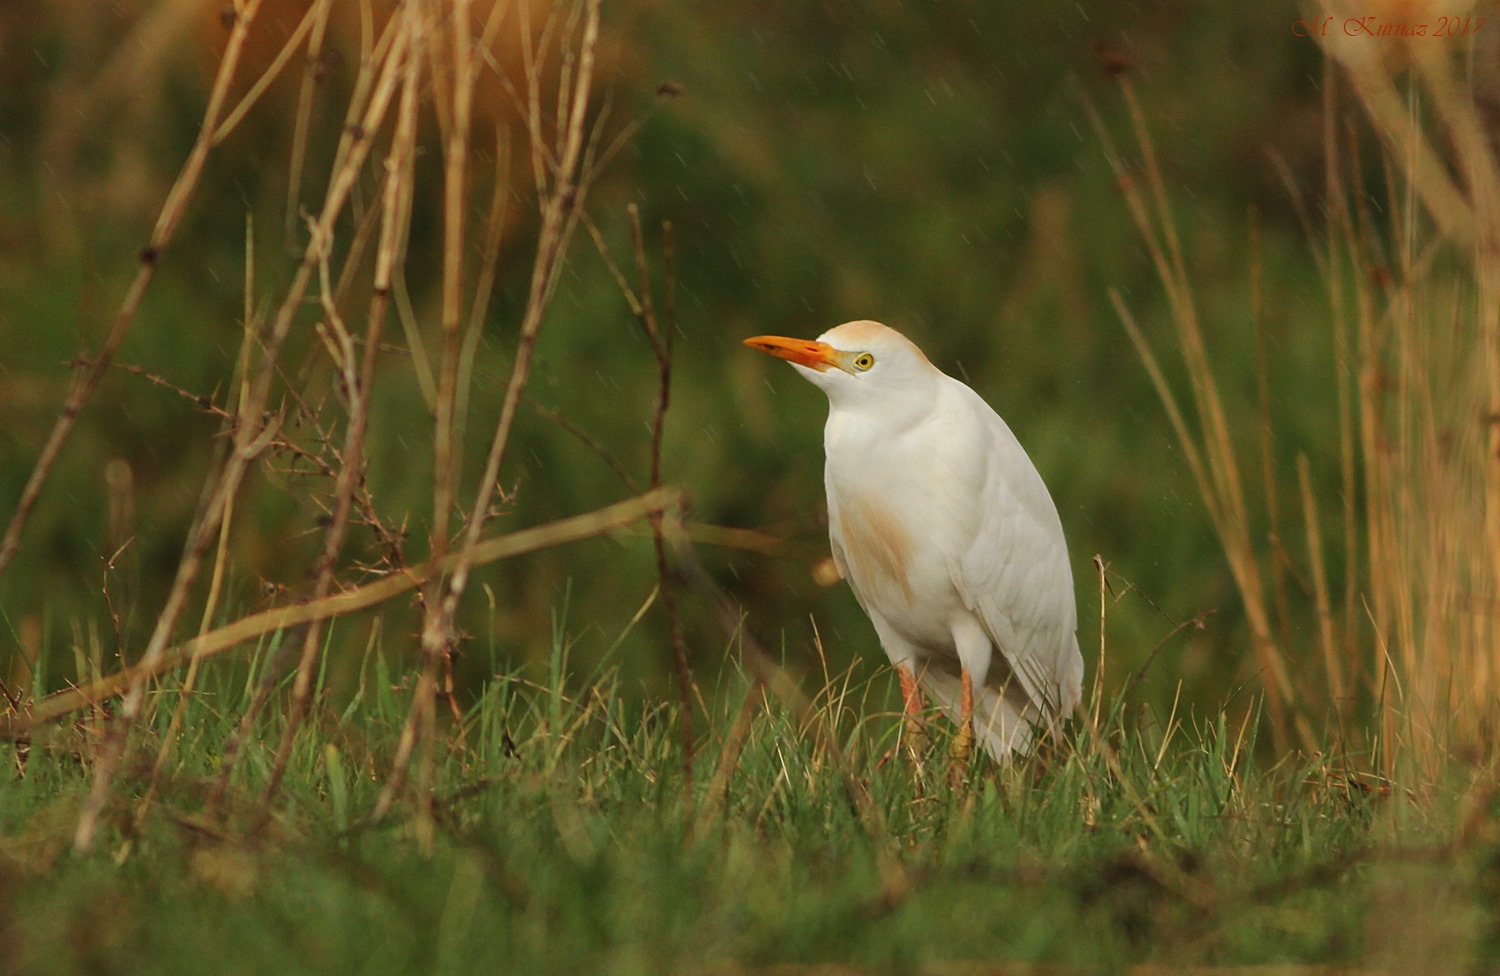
<box><xmin>692</xmin><ymin>677</ymin><xmax>766</xmax><ymax>837</ymax></box>
<box><xmin>9</xmin><ymin>0</ymin><xmax>704</xmax><ymax>849</ymax></box>
<box><xmin>70</xmin><ymin>8</ymin><xmax>416</xmax><ymax>852</ymax></box>
<box><xmin>627</xmin><ymin>206</ymin><xmax>696</xmax><ymax>781</ymax></box>
<box><xmin>1093</xmin><ymin>17</ymin><xmax>1500</xmax><ymax>769</ymax></box>
<box><xmin>134</xmin><ymin>240</ymin><xmax>264</xmax><ymax>830</ymax></box>
<box><xmin>253</xmin><ymin>4</ymin><xmax>426</xmax><ymax>816</ymax></box>
<box><xmin>2</xmin><ymin>488</ymin><xmax>683</xmax><ymax>744</ymax></box>
<box><xmin>374</xmin><ymin>0</ymin><xmax>604</xmax><ymax>825</ymax></box>
<box><xmin>1315</xmin><ymin>9</ymin><xmax>1500</xmax><ymax>772</ymax></box>
<box><xmin>283</xmin><ymin>0</ymin><xmax>335</xmax><ymax>250</ymax></box>
<box><xmin>1088</xmin><ymin>78</ymin><xmax>1297</xmax><ymax>750</ymax></box>
<box><xmin>0</xmin><ymin>0</ymin><xmax>268</xmax><ymax>582</ymax></box>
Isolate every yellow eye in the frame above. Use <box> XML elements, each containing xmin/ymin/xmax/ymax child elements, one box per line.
<box><xmin>853</xmin><ymin>353</ymin><xmax>875</xmax><ymax>371</ymax></box>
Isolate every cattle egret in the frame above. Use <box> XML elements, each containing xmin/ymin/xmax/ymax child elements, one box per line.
<box><xmin>745</xmin><ymin>320</ymin><xmax>1082</xmax><ymax>765</ymax></box>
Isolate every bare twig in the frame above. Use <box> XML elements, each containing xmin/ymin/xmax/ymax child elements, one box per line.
<box><xmin>73</xmin><ymin>15</ymin><xmax>418</xmax><ymax>851</ymax></box>
<box><xmin>624</xmin><ymin>206</ymin><xmax>696</xmax><ymax>781</ymax></box>
<box><xmin>373</xmin><ymin>0</ymin><xmax>604</xmax><ymax>826</ymax></box>
<box><xmin>253</xmin><ymin>6</ymin><xmax>427</xmax><ymax>818</ymax></box>
<box><xmin>1</xmin><ymin>488</ymin><xmax>683</xmax><ymax>743</ymax></box>
<box><xmin>0</xmin><ymin>0</ymin><xmax>268</xmax><ymax>581</ymax></box>
<box><xmin>134</xmin><ymin>229</ymin><xmax>265</xmax><ymax>832</ymax></box>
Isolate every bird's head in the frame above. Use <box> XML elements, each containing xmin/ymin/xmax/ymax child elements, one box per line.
<box><xmin>743</xmin><ymin>320</ymin><xmax>940</xmax><ymax>410</ymax></box>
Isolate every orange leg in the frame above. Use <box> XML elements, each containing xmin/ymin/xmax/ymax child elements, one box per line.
<box><xmin>878</xmin><ymin>664</ymin><xmax>928</xmax><ymax>771</ymax></box>
<box><xmin>950</xmin><ymin>667</ymin><xmax>975</xmax><ymax>784</ymax></box>
<box><xmin>898</xmin><ymin>664</ymin><xmax>926</xmax><ymax>750</ymax></box>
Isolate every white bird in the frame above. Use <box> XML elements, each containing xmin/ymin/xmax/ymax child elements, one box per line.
<box><xmin>745</xmin><ymin>320</ymin><xmax>1082</xmax><ymax>764</ymax></box>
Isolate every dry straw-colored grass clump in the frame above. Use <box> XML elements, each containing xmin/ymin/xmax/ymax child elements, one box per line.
<box><xmin>1095</xmin><ymin>0</ymin><xmax>1500</xmax><ymax>778</ymax></box>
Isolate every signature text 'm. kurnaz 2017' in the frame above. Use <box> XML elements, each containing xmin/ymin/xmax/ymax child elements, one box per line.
<box><xmin>1294</xmin><ymin>14</ymin><xmax>1486</xmax><ymax>38</ymax></box>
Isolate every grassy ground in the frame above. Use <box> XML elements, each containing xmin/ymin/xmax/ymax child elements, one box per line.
<box><xmin>2</xmin><ymin>631</ymin><xmax>1496</xmax><ymax>975</ymax></box>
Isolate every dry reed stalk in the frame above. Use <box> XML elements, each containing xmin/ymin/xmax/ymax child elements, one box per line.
<box><xmin>394</xmin><ymin>0</ymin><xmax>478</xmax><ymax>843</ymax></box>
<box><xmin>252</xmin><ymin>0</ymin><xmax>428</xmax><ymax>817</ymax></box>
<box><xmin>1315</xmin><ymin>7</ymin><xmax>1500</xmax><ymax>773</ymax></box>
<box><xmin>456</xmin><ymin>130</ymin><xmax>517</xmax><ymax>451</ymax></box>
<box><xmin>0</xmin><ymin>0</ymin><xmax>269</xmax><ymax>581</ymax></box>
<box><xmin>133</xmin><ymin>239</ymin><xmax>265</xmax><ymax>831</ymax></box>
<box><xmin>283</xmin><ymin>0</ymin><xmax>335</xmax><ymax>250</ymax></box>
<box><xmin>69</xmin><ymin>4</ymin><xmax>418</xmax><ymax>852</ymax></box>
<box><xmin>1097</xmin><ymin>10</ymin><xmax>1500</xmax><ymax>770</ymax></box>
<box><xmin>9</xmin><ymin>0</ymin><xmax>713</xmax><ymax>851</ymax></box>
<box><xmin>374</xmin><ymin>0</ymin><xmax>604</xmax><ymax>827</ymax></box>
<box><xmin>1297</xmin><ymin>455</ymin><xmax>1343</xmax><ymax>718</ymax></box>
<box><xmin>1</xmin><ymin>487</ymin><xmax>683</xmax><ymax>744</ymax></box>
<box><xmin>1321</xmin><ymin>79</ymin><xmax>1363</xmax><ymax>680</ymax></box>
<box><xmin>1086</xmin><ymin>79</ymin><xmax>1298</xmax><ymax>751</ymax></box>
<box><xmin>1324</xmin><ymin>36</ymin><xmax>1476</xmax><ymax>250</ymax></box>
<box><xmin>1249</xmin><ymin>213</ymin><xmax>1294</xmax><ymax>654</ymax></box>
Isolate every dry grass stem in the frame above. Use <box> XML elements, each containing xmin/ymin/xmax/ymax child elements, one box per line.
<box><xmin>0</xmin><ymin>0</ymin><xmax>268</xmax><ymax>582</ymax></box>
<box><xmin>373</xmin><ymin>0</ymin><xmax>604</xmax><ymax>828</ymax></box>
<box><xmin>2</xmin><ymin>487</ymin><xmax>683</xmax><ymax>744</ymax></box>
<box><xmin>1098</xmin><ymin>13</ymin><xmax>1500</xmax><ymax>770</ymax></box>
<box><xmin>10</xmin><ymin>18</ymin><xmax>637</xmax><ymax>849</ymax></box>
<box><xmin>1088</xmin><ymin>78</ymin><xmax>1298</xmax><ymax>751</ymax></box>
<box><xmin>252</xmin><ymin>3</ymin><xmax>428</xmax><ymax>817</ymax></box>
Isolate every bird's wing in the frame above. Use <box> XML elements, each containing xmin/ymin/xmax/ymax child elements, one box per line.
<box><xmin>947</xmin><ymin>390</ymin><xmax>1081</xmax><ymax>722</ymax></box>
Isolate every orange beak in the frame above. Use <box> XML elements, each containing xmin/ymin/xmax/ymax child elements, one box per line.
<box><xmin>743</xmin><ymin>335</ymin><xmax>839</xmax><ymax>372</ymax></box>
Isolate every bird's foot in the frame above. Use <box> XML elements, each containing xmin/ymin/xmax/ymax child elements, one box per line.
<box><xmin>948</xmin><ymin>723</ymin><xmax>973</xmax><ymax>790</ymax></box>
<box><xmin>876</xmin><ymin>723</ymin><xmax>929</xmax><ymax>767</ymax></box>
<box><xmin>903</xmin><ymin>718</ymin><xmax>929</xmax><ymax>760</ymax></box>
<box><xmin>876</xmin><ymin>740</ymin><xmax>928</xmax><ymax>788</ymax></box>
<box><xmin>948</xmin><ymin>667</ymin><xmax>976</xmax><ymax>790</ymax></box>
<box><xmin>889</xmin><ymin>663</ymin><xmax>931</xmax><ymax>769</ymax></box>
<box><xmin>879</xmin><ymin>665</ymin><xmax>932</xmax><ymax>797</ymax></box>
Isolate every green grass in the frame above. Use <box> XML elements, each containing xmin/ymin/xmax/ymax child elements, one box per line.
<box><xmin>2</xmin><ymin>627</ymin><xmax>1494</xmax><ymax>975</ymax></box>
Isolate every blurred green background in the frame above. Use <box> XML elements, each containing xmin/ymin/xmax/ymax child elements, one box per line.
<box><xmin>0</xmin><ymin>0</ymin><xmax>1347</xmax><ymax>722</ymax></box>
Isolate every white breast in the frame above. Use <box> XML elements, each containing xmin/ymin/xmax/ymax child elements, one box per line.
<box><xmin>824</xmin><ymin>381</ymin><xmax>988</xmax><ymax>647</ymax></box>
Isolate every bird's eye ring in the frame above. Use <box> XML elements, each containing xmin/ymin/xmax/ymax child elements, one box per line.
<box><xmin>852</xmin><ymin>353</ymin><xmax>875</xmax><ymax>371</ymax></box>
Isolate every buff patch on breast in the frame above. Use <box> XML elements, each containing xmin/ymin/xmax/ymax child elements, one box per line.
<box><xmin>841</xmin><ymin>496</ymin><xmax>915</xmax><ymax>602</ymax></box>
